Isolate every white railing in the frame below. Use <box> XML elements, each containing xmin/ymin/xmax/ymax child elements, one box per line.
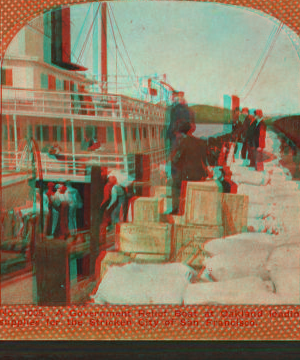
<box><xmin>1</xmin><ymin>87</ymin><xmax>166</xmax><ymax>125</ymax></box>
<box><xmin>2</xmin><ymin>147</ymin><xmax>168</xmax><ymax>183</ymax></box>
<box><xmin>2</xmin><ymin>150</ymin><xmax>136</xmax><ymax>180</ymax></box>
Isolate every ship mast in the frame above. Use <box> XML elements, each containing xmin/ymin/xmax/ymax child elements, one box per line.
<box><xmin>101</xmin><ymin>2</ymin><xmax>107</xmax><ymax>94</ymax></box>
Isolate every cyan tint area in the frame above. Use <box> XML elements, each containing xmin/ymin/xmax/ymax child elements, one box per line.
<box><xmin>1</xmin><ymin>2</ymin><xmax>300</xmax><ymax>307</ymax></box>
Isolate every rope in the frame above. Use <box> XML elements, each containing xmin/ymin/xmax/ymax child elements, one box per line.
<box><xmin>242</xmin><ymin>23</ymin><xmax>283</xmax><ymax>101</ymax></box>
<box><xmin>72</xmin><ymin>4</ymin><xmax>92</xmax><ymax>56</ymax></box>
<box><xmin>108</xmin><ymin>3</ymin><xmax>138</xmax><ymax>84</ymax></box>
<box><xmin>101</xmin><ymin>5</ymin><xmax>138</xmax><ymax>93</ymax></box>
<box><xmin>107</xmin><ymin>6</ymin><xmax>118</xmax><ymax>93</ymax></box>
<box><xmin>239</xmin><ymin>23</ymin><xmax>278</xmax><ymax>97</ymax></box>
<box><xmin>77</xmin><ymin>3</ymin><xmax>101</xmax><ymax>64</ymax></box>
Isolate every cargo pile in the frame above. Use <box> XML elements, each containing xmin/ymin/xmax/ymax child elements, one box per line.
<box><xmin>91</xmin><ymin>130</ymin><xmax>300</xmax><ymax>305</ymax></box>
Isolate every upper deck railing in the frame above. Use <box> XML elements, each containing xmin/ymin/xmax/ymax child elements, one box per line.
<box><xmin>2</xmin><ymin>150</ymin><xmax>137</xmax><ymax>182</ymax></box>
<box><xmin>1</xmin><ymin>87</ymin><xmax>167</xmax><ymax>125</ymax></box>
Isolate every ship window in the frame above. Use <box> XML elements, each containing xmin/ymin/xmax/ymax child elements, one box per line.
<box><xmin>93</xmin><ymin>126</ymin><xmax>97</xmax><ymax>138</ymax></box>
<box><xmin>131</xmin><ymin>127</ymin><xmax>136</xmax><ymax>141</ymax></box>
<box><xmin>28</xmin><ymin>125</ymin><xmax>33</xmax><ymax>138</ymax></box>
<box><xmin>17</xmin><ymin>127</ymin><xmax>21</xmax><ymax>140</ymax></box>
<box><xmin>9</xmin><ymin>126</ymin><xmax>15</xmax><ymax>141</ymax></box>
<box><xmin>107</xmin><ymin>126</ymin><xmax>114</xmax><ymax>142</ymax></box>
<box><xmin>56</xmin><ymin>79</ymin><xmax>63</xmax><ymax>91</ymax></box>
<box><xmin>85</xmin><ymin>126</ymin><xmax>94</xmax><ymax>139</ymax></box>
<box><xmin>52</xmin><ymin>126</ymin><xmax>57</xmax><ymax>141</ymax></box>
<box><xmin>48</xmin><ymin>75</ymin><xmax>56</xmax><ymax>90</ymax></box>
<box><xmin>143</xmin><ymin>127</ymin><xmax>147</xmax><ymax>139</ymax></box>
<box><xmin>43</xmin><ymin>126</ymin><xmax>49</xmax><ymax>141</ymax></box>
<box><xmin>116</xmin><ymin>127</ymin><xmax>122</xmax><ymax>143</ymax></box>
<box><xmin>57</xmin><ymin>126</ymin><xmax>62</xmax><ymax>141</ymax></box>
<box><xmin>35</xmin><ymin>126</ymin><xmax>41</xmax><ymax>141</ymax></box>
<box><xmin>2</xmin><ymin>125</ymin><xmax>8</xmax><ymax>140</ymax></box>
<box><xmin>70</xmin><ymin>81</ymin><xmax>75</xmax><ymax>92</ymax></box>
<box><xmin>1</xmin><ymin>68</ymin><xmax>13</xmax><ymax>86</ymax></box>
<box><xmin>41</xmin><ymin>73</ymin><xmax>48</xmax><ymax>89</ymax></box>
<box><xmin>64</xmin><ymin>80</ymin><xmax>70</xmax><ymax>91</ymax></box>
<box><xmin>66</xmin><ymin>126</ymin><xmax>72</xmax><ymax>142</ymax></box>
<box><xmin>98</xmin><ymin>126</ymin><xmax>106</xmax><ymax>143</ymax></box>
<box><xmin>152</xmin><ymin>127</ymin><xmax>155</xmax><ymax>138</ymax></box>
<box><xmin>75</xmin><ymin>127</ymin><xmax>81</xmax><ymax>142</ymax></box>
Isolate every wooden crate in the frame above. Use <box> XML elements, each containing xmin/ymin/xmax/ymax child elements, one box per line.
<box><xmin>118</xmin><ymin>223</ymin><xmax>172</xmax><ymax>255</ymax></box>
<box><xmin>133</xmin><ymin>197</ymin><xmax>164</xmax><ymax>223</ymax></box>
<box><xmin>222</xmin><ymin>193</ymin><xmax>248</xmax><ymax>236</ymax></box>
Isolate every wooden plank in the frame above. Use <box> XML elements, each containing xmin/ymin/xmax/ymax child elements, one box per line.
<box><xmin>90</xmin><ymin>166</ymin><xmax>107</xmax><ymax>277</ymax></box>
<box><xmin>35</xmin><ymin>239</ymin><xmax>70</xmax><ymax>306</ymax></box>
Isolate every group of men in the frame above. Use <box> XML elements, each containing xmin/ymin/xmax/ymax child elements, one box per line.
<box><xmin>42</xmin><ymin>181</ymin><xmax>83</xmax><ymax>238</ymax></box>
<box><xmin>233</xmin><ymin>107</ymin><xmax>267</xmax><ymax>171</ymax></box>
<box><xmin>165</xmin><ymin>91</ymin><xmax>267</xmax><ymax>214</ymax></box>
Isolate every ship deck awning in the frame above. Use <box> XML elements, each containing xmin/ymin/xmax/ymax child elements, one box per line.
<box><xmin>52</xmin><ymin>61</ymin><xmax>88</xmax><ymax>71</ymax></box>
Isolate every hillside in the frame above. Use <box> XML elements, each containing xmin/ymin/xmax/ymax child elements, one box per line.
<box><xmin>190</xmin><ymin>105</ymin><xmax>232</xmax><ymax>124</ymax></box>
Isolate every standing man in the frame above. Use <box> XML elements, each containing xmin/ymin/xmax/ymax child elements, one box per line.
<box><xmin>66</xmin><ymin>181</ymin><xmax>83</xmax><ymax>235</ymax></box>
<box><xmin>52</xmin><ymin>183</ymin><xmax>69</xmax><ymax>238</ymax></box>
<box><xmin>165</xmin><ymin>91</ymin><xmax>195</xmax><ymax>211</ymax></box>
<box><xmin>105</xmin><ymin>176</ymin><xmax>126</xmax><ymax>227</ymax></box>
<box><xmin>165</xmin><ymin>91</ymin><xmax>195</xmax><ymax>178</ymax></box>
<box><xmin>170</xmin><ymin>122</ymin><xmax>210</xmax><ymax>214</ymax></box>
<box><xmin>244</xmin><ymin>114</ymin><xmax>258</xmax><ymax>167</ymax></box>
<box><xmin>253</xmin><ymin>109</ymin><xmax>267</xmax><ymax>171</ymax></box>
<box><xmin>240</xmin><ymin>107</ymin><xmax>251</xmax><ymax>160</ymax></box>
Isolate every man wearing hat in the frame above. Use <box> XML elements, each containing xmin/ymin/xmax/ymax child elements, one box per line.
<box><xmin>240</xmin><ymin>107</ymin><xmax>252</xmax><ymax>161</ymax></box>
<box><xmin>170</xmin><ymin>121</ymin><xmax>210</xmax><ymax>214</ymax></box>
<box><xmin>165</xmin><ymin>91</ymin><xmax>195</xmax><ymax>194</ymax></box>
<box><xmin>253</xmin><ymin>109</ymin><xmax>266</xmax><ymax>171</ymax></box>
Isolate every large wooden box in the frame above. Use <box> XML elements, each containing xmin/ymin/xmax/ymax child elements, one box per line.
<box><xmin>174</xmin><ymin>224</ymin><xmax>224</xmax><ymax>255</ymax></box>
<box><xmin>133</xmin><ymin>197</ymin><xmax>164</xmax><ymax>223</ymax></box>
<box><xmin>118</xmin><ymin>223</ymin><xmax>172</xmax><ymax>255</ymax></box>
<box><xmin>185</xmin><ymin>190</ymin><xmax>223</xmax><ymax>226</ymax></box>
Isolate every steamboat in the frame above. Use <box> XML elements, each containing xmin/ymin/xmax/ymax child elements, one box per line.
<box><xmin>0</xmin><ymin>3</ymin><xmax>173</xmax><ymax>297</ymax></box>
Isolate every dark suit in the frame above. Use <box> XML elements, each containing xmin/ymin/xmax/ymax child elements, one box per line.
<box><xmin>166</xmin><ymin>103</ymin><xmax>195</xmax><ymax>181</ymax></box>
<box><xmin>166</xmin><ymin>103</ymin><xmax>194</xmax><ymax>150</ymax></box>
<box><xmin>241</xmin><ymin>117</ymin><xmax>257</xmax><ymax>164</ymax></box>
<box><xmin>240</xmin><ymin>116</ymin><xmax>251</xmax><ymax>159</ymax></box>
<box><xmin>253</xmin><ymin>119</ymin><xmax>267</xmax><ymax>170</ymax></box>
<box><xmin>171</xmin><ymin>134</ymin><xmax>209</xmax><ymax>212</ymax></box>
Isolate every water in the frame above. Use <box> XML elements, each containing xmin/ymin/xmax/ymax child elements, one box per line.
<box><xmin>194</xmin><ymin>124</ymin><xmax>232</xmax><ymax>139</ymax></box>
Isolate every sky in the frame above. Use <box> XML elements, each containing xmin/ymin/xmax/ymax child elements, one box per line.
<box><xmin>42</xmin><ymin>2</ymin><xmax>300</xmax><ymax>115</ymax></box>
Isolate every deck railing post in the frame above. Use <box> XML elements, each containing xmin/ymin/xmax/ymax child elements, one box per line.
<box><xmin>120</xmin><ymin>120</ymin><xmax>128</xmax><ymax>176</ymax></box>
<box><xmin>13</xmin><ymin>115</ymin><xmax>18</xmax><ymax>165</ymax></box>
<box><xmin>71</xmin><ymin>118</ymin><xmax>76</xmax><ymax>175</ymax></box>
<box><xmin>119</xmin><ymin>96</ymin><xmax>123</xmax><ymax>118</ymax></box>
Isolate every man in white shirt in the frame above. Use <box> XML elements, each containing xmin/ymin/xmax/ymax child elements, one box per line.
<box><xmin>106</xmin><ymin>176</ymin><xmax>126</xmax><ymax>226</ymax></box>
<box><xmin>65</xmin><ymin>181</ymin><xmax>83</xmax><ymax>235</ymax></box>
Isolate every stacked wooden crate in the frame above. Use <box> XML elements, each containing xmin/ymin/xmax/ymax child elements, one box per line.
<box><xmin>118</xmin><ymin>196</ymin><xmax>172</xmax><ymax>261</ymax></box>
<box><xmin>169</xmin><ymin>181</ymin><xmax>248</xmax><ymax>268</ymax></box>
<box><xmin>98</xmin><ymin>180</ymin><xmax>248</xmax><ymax>280</ymax></box>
